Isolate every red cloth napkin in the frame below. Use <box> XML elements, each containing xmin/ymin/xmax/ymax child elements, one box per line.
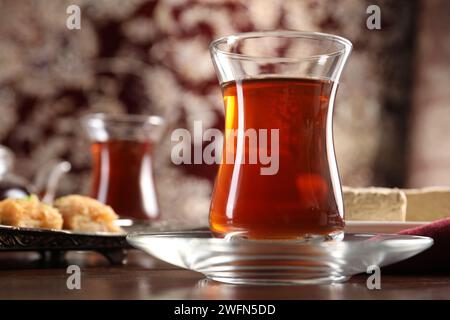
<box><xmin>383</xmin><ymin>217</ymin><xmax>450</xmax><ymax>273</ymax></box>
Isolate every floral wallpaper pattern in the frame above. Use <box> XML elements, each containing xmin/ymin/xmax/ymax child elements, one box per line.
<box><xmin>0</xmin><ymin>0</ymin><xmax>424</xmax><ymax>223</ymax></box>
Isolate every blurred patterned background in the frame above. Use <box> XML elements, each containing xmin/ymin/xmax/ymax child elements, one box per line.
<box><xmin>0</xmin><ymin>0</ymin><xmax>449</xmax><ymax>223</ymax></box>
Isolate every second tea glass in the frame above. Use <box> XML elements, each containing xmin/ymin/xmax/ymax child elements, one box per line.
<box><xmin>82</xmin><ymin>113</ymin><xmax>165</xmax><ymax>221</ymax></box>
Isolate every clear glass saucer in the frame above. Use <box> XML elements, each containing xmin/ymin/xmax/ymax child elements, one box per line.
<box><xmin>127</xmin><ymin>230</ymin><xmax>433</xmax><ymax>285</ymax></box>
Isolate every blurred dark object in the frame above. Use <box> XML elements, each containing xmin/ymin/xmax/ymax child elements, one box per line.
<box><xmin>407</xmin><ymin>0</ymin><xmax>450</xmax><ymax>187</ymax></box>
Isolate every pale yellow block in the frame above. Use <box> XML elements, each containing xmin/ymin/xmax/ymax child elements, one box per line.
<box><xmin>343</xmin><ymin>187</ymin><xmax>407</xmax><ymax>221</ymax></box>
<box><xmin>404</xmin><ymin>187</ymin><xmax>450</xmax><ymax>221</ymax></box>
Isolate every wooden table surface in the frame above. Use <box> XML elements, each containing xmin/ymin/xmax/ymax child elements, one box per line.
<box><xmin>0</xmin><ymin>250</ymin><xmax>449</xmax><ymax>300</ymax></box>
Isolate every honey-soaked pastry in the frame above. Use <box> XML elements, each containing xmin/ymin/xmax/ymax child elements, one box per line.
<box><xmin>54</xmin><ymin>195</ymin><xmax>122</xmax><ymax>233</ymax></box>
<box><xmin>0</xmin><ymin>195</ymin><xmax>63</xmax><ymax>229</ymax></box>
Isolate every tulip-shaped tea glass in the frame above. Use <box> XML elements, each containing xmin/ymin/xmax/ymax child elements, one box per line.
<box><xmin>82</xmin><ymin>113</ymin><xmax>165</xmax><ymax>221</ymax></box>
<box><xmin>209</xmin><ymin>31</ymin><xmax>352</xmax><ymax>240</ymax></box>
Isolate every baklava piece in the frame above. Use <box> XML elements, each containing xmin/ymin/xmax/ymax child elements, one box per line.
<box><xmin>53</xmin><ymin>195</ymin><xmax>122</xmax><ymax>233</ymax></box>
<box><xmin>0</xmin><ymin>195</ymin><xmax>63</xmax><ymax>229</ymax></box>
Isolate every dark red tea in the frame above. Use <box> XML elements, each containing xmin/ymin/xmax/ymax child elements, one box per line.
<box><xmin>90</xmin><ymin>140</ymin><xmax>159</xmax><ymax>220</ymax></box>
<box><xmin>209</xmin><ymin>77</ymin><xmax>344</xmax><ymax>239</ymax></box>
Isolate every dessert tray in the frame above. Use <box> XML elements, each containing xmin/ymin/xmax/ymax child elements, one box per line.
<box><xmin>0</xmin><ymin>219</ymin><xmax>198</xmax><ymax>265</ymax></box>
<box><xmin>127</xmin><ymin>229</ymin><xmax>433</xmax><ymax>285</ymax></box>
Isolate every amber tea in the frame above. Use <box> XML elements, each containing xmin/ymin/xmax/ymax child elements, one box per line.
<box><xmin>90</xmin><ymin>139</ymin><xmax>159</xmax><ymax>220</ymax></box>
<box><xmin>209</xmin><ymin>77</ymin><xmax>345</xmax><ymax>239</ymax></box>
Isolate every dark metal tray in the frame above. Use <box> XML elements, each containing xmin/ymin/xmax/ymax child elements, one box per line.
<box><xmin>0</xmin><ymin>219</ymin><xmax>203</xmax><ymax>265</ymax></box>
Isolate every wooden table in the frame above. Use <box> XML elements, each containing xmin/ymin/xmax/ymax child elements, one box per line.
<box><xmin>0</xmin><ymin>250</ymin><xmax>449</xmax><ymax>300</ymax></box>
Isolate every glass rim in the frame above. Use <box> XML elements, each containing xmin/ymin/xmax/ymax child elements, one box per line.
<box><xmin>81</xmin><ymin>113</ymin><xmax>165</xmax><ymax>128</ymax></box>
<box><xmin>210</xmin><ymin>30</ymin><xmax>353</xmax><ymax>62</ymax></box>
